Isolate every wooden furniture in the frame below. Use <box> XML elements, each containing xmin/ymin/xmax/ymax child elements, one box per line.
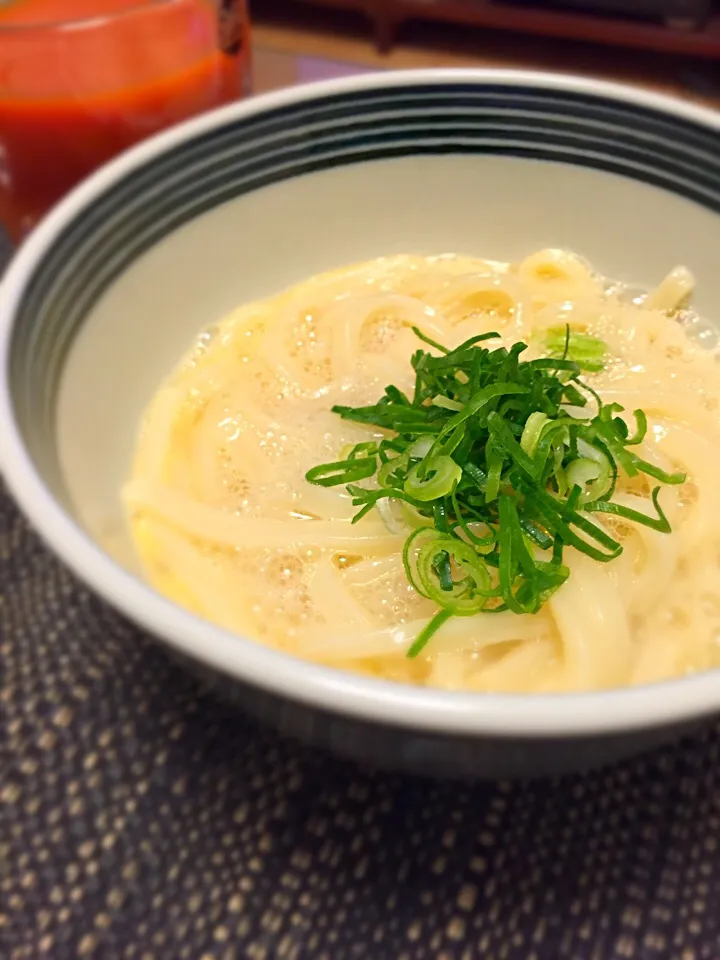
<box><xmin>288</xmin><ymin>0</ymin><xmax>720</xmax><ymax>57</ymax></box>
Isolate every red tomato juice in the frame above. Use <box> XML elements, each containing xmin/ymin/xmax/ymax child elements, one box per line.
<box><xmin>0</xmin><ymin>0</ymin><xmax>250</xmax><ymax>241</ymax></box>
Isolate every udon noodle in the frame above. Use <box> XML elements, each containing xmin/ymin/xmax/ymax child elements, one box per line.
<box><xmin>123</xmin><ymin>250</ymin><xmax>720</xmax><ymax>693</ymax></box>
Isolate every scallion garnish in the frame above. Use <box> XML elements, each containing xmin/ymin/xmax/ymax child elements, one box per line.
<box><xmin>306</xmin><ymin>326</ymin><xmax>686</xmax><ymax>657</ymax></box>
<box><xmin>546</xmin><ymin>326</ymin><xmax>608</xmax><ymax>372</ymax></box>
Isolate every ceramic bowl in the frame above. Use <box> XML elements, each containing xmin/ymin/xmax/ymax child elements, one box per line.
<box><xmin>2</xmin><ymin>70</ymin><xmax>720</xmax><ymax>777</ymax></box>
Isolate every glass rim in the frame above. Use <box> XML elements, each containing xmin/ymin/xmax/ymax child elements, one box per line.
<box><xmin>0</xmin><ymin>0</ymin><xmax>197</xmax><ymax>33</ymax></box>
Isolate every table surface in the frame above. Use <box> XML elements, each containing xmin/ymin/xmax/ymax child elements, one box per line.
<box><xmin>2</xmin><ymin>40</ymin><xmax>720</xmax><ymax>960</ymax></box>
<box><xmin>251</xmin><ymin>1</ymin><xmax>720</xmax><ymax>109</ymax></box>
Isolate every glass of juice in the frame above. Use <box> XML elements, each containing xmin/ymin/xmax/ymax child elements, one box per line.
<box><xmin>0</xmin><ymin>0</ymin><xmax>251</xmax><ymax>244</ymax></box>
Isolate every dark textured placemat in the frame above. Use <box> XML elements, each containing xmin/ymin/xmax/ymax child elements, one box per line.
<box><xmin>2</xmin><ymin>229</ymin><xmax>720</xmax><ymax>959</ymax></box>
<box><xmin>4</xmin><ymin>487</ymin><xmax>720</xmax><ymax>960</ymax></box>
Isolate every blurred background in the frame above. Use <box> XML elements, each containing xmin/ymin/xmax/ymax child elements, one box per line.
<box><xmin>250</xmin><ymin>0</ymin><xmax>720</xmax><ymax>104</ymax></box>
<box><xmin>0</xmin><ymin>0</ymin><xmax>717</xmax><ymax>251</ymax></box>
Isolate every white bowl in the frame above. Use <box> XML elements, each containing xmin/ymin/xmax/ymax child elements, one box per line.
<box><xmin>2</xmin><ymin>69</ymin><xmax>720</xmax><ymax>777</ymax></box>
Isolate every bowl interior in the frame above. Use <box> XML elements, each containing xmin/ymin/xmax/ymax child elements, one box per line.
<box><xmin>56</xmin><ymin>152</ymin><xmax>720</xmax><ymax>567</ymax></box>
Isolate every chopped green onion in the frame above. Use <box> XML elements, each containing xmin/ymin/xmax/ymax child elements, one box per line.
<box><xmin>520</xmin><ymin>411</ymin><xmax>549</xmax><ymax>457</ymax></box>
<box><xmin>565</xmin><ymin>459</ymin><xmax>602</xmax><ymax>502</ymax></box>
<box><xmin>484</xmin><ymin>448</ymin><xmax>504</xmax><ymax>504</ymax></box>
<box><xmin>404</xmin><ymin>455</ymin><xmax>462</xmax><ymax>501</ymax></box>
<box><xmin>628</xmin><ymin>457</ymin><xmax>686</xmax><ymax>485</ymax></box>
<box><xmin>625</xmin><ymin>409</ymin><xmax>648</xmax><ymax>446</ymax></box>
<box><xmin>432</xmin><ymin>395</ymin><xmax>464</xmax><ymax>412</ymax></box>
<box><xmin>410</xmin><ymin>326</ymin><xmax>450</xmax><ymax>354</ymax></box>
<box><xmin>305</xmin><ymin>456</ymin><xmax>377</xmax><ymax>487</ymax></box>
<box><xmin>407</xmin><ymin>608</ymin><xmax>453</xmax><ymax>658</ymax></box>
<box><xmin>546</xmin><ymin>326</ymin><xmax>608</xmax><ymax>372</ymax></box>
<box><xmin>407</xmin><ymin>436</ymin><xmax>434</xmax><ymax>459</ymax></box>
<box><xmin>569</xmin><ymin>438</ymin><xmax>613</xmax><ymax>502</ymax></box>
<box><xmin>377</xmin><ymin>452</ymin><xmax>409</xmax><ymax>487</ymax></box>
<box><xmin>584</xmin><ymin>486</ymin><xmax>672</xmax><ymax>533</ymax></box>
<box><xmin>413</xmin><ymin>536</ymin><xmax>491</xmax><ymax>612</ymax></box>
<box><xmin>306</xmin><ymin>325</ymin><xmax>683</xmax><ymax>656</ymax></box>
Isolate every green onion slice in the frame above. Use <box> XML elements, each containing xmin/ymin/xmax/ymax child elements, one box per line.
<box><xmin>404</xmin><ymin>455</ymin><xmax>462</xmax><ymax>501</ymax></box>
<box><xmin>305</xmin><ymin>456</ymin><xmax>377</xmax><ymax>487</ymax></box>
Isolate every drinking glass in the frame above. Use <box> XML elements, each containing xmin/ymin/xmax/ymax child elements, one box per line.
<box><xmin>0</xmin><ymin>0</ymin><xmax>251</xmax><ymax>243</ymax></box>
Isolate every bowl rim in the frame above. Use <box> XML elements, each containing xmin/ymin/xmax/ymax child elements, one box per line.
<box><xmin>2</xmin><ymin>67</ymin><xmax>720</xmax><ymax>739</ymax></box>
